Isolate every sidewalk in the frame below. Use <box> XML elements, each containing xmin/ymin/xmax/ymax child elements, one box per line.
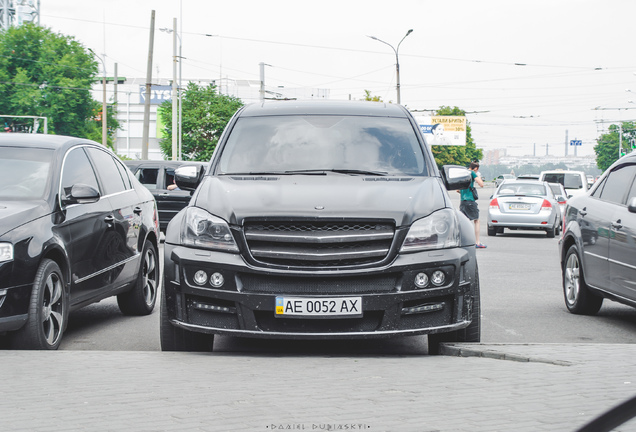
<box><xmin>2</xmin><ymin>343</ymin><xmax>636</xmax><ymax>431</ymax></box>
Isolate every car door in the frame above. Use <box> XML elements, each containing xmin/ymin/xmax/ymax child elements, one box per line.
<box><xmin>57</xmin><ymin>146</ymin><xmax>115</xmax><ymax>304</ymax></box>
<box><xmin>577</xmin><ymin>182</ymin><xmax>611</xmax><ymax>290</ymax></box>
<box><xmin>85</xmin><ymin>147</ymin><xmax>141</xmax><ymax>290</ymax></box>
<box><xmin>155</xmin><ymin>165</ymin><xmax>192</xmax><ymax>231</ymax></box>
<box><xmin>607</xmin><ymin>164</ymin><xmax>636</xmax><ymax>299</ymax></box>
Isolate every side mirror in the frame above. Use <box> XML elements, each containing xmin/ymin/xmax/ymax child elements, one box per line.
<box><xmin>62</xmin><ymin>183</ymin><xmax>100</xmax><ymax>206</ymax></box>
<box><xmin>628</xmin><ymin>197</ymin><xmax>636</xmax><ymax>214</ymax></box>
<box><xmin>175</xmin><ymin>165</ymin><xmax>205</xmax><ymax>191</ymax></box>
<box><xmin>556</xmin><ymin>195</ymin><xmax>566</xmax><ymax>203</ymax></box>
<box><xmin>441</xmin><ymin>165</ymin><xmax>472</xmax><ymax>191</ymax></box>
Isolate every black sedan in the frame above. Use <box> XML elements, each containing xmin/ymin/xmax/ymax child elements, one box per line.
<box><xmin>124</xmin><ymin>160</ymin><xmax>208</xmax><ymax>232</ymax></box>
<box><xmin>560</xmin><ymin>151</ymin><xmax>636</xmax><ymax>315</ymax></box>
<box><xmin>0</xmin><ymin>134</ymin><xmax>160</xmax><ymax>349</ymax></box>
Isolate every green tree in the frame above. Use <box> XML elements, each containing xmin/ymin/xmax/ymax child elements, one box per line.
<box><xmin>430</xmin><ymin>106</ymin><xmax>482</xmax><ymax>168</ymax></box>
<box><xmin>0</xmin><ymin>23</ymin><xmax>116</xmax><ymax>142</ymax></box>
<box><xmin>594</xmin><ymin>122</ymin><xmax>636</xmax><ymax>171</ymax></box>
<box><xmin>158</xmin><ymin>82</ymin><xmax>243</xmax><ymax>161</ymax></box>
<box><xmin>362</xmin><ymin>90</ymin><xmax>383</xmax><ymax>102</ymax></box>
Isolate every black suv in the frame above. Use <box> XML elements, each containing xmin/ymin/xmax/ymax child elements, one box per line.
<box><xmin>0</xmin><ymin>134</ymin><xmax>160</xmax><ymax>349</ymax></box>
<box><xmin>160</xmin><ymin>100</ymin><xmax>480</xmax><ymax>354</ymax></box>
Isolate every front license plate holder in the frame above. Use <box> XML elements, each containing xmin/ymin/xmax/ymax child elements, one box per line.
<box><xmin>275</xmin><ymin>296</ymin><xmax>363</xmax><ymax>319</ymax></box>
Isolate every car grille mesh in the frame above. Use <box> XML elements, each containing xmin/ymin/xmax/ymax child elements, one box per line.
<box><xmin>243</xmin><ymin>220</ymin><xmax>395</xmax><ymax>268</ymax></box>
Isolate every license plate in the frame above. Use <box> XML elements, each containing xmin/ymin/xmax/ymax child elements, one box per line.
<box><xmin>275</xmin><ymin>297</ymin><xmax>362</xmax><ymax>318</ymax></box>
<box><xmin>509</xmin><ymin>203</ymin><xmax>531</xmax><ymax>210</ymax></box>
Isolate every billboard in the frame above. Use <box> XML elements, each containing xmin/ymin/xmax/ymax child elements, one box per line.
<box><xmin>139</xmin><ymin>85</ymin><xmax>173</xmax><ymax>105</ymax></box>
<box><xmin>415</xmin><ymin>115</ymin><xmax>466</xmax><ymax>146</ymax></box>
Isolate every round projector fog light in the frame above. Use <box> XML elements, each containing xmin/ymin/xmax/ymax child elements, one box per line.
<box><xmin>193</xmin><ymin>270</ymin><xmax>208</xmax><ymax>286</ymax></box>
<box><xmin>431</xmin><ymin>270</ymin><xmax>446</xmax><ymax>286</ymax></box>
<box><xmin>414</xmin><ymin>272</ymin><xmax>429</xmax><ymax>288</ymax></box>
<box><xmin>210</xmin><ymin>272</ymin><xmax>225</xmax><ymax>288</ymax></box>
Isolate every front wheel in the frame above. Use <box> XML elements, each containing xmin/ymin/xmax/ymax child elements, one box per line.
<box><xmin>563</xmin><ymin>244</ymin><xmax>602</xmax><ymax>315</ymax></box>
<box><xmin>117</xmin><ymin>241</ymin><xmax>159</xmax><ymax>315</ymax></box>
<box><xmin>10</xmin><ymin>259</ymin><xmax>67</xmax><ymax>350</ymax></box>
<box><xmin>428</xmin><ymin>265</ymin><xmax>481</xmax><ymax>355</ymax></box>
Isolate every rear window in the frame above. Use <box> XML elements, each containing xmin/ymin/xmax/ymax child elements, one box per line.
<box><xmin>543</xmin><ymin>173</ymin><xmax>583</xmax><ymax>189</ymax></box>
<box><xmin>218</xmin><ymin>116</ymin><xmax>427</xmax><ymax>176</ymax></box>
<box><xmin>498</xmin><ymin>183</ymin><xmax>546</xmax><ymax>196</ymax></box>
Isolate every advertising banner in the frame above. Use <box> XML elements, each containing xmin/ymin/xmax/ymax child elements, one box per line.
<box><xmin>414</xmin><ymin>115</ymin><xmax>466</xmax><ymax>146</ymax></box>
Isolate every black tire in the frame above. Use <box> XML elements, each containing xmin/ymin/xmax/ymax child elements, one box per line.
<box><xmin>117</xmin><ymin>241</ymin><xmax>159</xmax><ymax>316</ymax></box>
<box><xmin>546</xmin><ymin>226</ymin><xmax>556</xmax><ymax>238</ymax></box>
<box><xmin>10</xmin><ymin>259</ymin><xmax>67</xmax><ymax>350</ymax></box>
<box><xmin>428</xmin><ymin>265</ymin><xmax>481</xmax><ymax>355</ymax></box>
<box><xmin>487</xmin><ymin>226</ymin><xmax>496</xmax><ymax>236</ymax></box>
<box><xmin>563</xmin><ymin>244</ymin><xmax>602</xmax><ymax>315</ymax></box>
<box><xmin>160</xmin><ymin>290</ymin><xmax>214</xmax><ymax>352</ymax></box>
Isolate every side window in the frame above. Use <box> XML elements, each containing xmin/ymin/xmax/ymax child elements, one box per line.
<box><xmin>85</xmin><ymin>147</ymin><xmax>127</xmax><ymax>196</ymax></box>
<box><xmin>599</xmin><ymin>165</ymin><xmax>636</xmax><ymax>205</ymax></box>
<box><xmin>135</xmin><ymin>168</ymin><xmax>159</xmax><ymax>189</ymax></box>
<box><xmin>625</xmin><ymin>168</ymin><xmax>636</xmax><ymax>203</ymax></box>
<box><xmin>61</xmin><ymin>148</ymin><xmax>100</xmax><ymax>199</ymax></box>
<box><xmin>590</xmin><ymin>176</ymin><xmax>606</xmax><ymax>198</ymax></box>
<box><xmin>114</xmin><ymin>159</ymin><xmax>132</xmax><ymax>190</ymax></box>
<box><xmin>165</xmin><ymin>168</ymin><xmax>176</xmax><ymax>190</ymax></box>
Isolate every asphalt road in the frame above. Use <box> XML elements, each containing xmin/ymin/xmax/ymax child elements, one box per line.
<box><xmin>57</xmin><ymin>183</ymin><xmax>636</xmax><ymax>352</ymax></box>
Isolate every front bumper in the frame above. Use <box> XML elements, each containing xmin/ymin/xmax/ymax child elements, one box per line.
<box><xmin>163</xmin><ymin>243</ymin><xmax>477</xmax><ymax>339</ymax></box>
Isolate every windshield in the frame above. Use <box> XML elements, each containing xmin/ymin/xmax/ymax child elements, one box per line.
<box><xmin>0</xmin><ymin>147</ymin><xmax>53</xmax><ymax>199</ymax></box>
<box><xmin>218</xmin><ymin>115</ymin><xmax>427</xmax><ymax>176</ymax></box>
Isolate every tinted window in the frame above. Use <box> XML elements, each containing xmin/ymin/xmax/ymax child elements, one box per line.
<box><xmin>599</xmin><ymin>164</ymin><xmax>636</xmax><ymax>205</ymax></box>
<box><xmin>85</xmin><ymin>147</ymin><xmax>127</xmax><ymax>195</ymax></box>
<box><xmin>136</xmin><ymin>168</ymin><xmax>159</xmax><ymax>189</ymax></box>
<box><xmin>0</xmin><ymin>147</ymin><xmax>52</xmax><ymax>199</ymax></box>
<box><xmin>219</xmin><ymin>116</ymin><xmax>427</xmax><ymax>175</ymax></box>
<box><xmin>114</xmin><ymin>158</ymin><xmax>132</xmax><ymax>190</ymax></box>
<box><xmin>61</xmin><ymin>147</ymin><xmax>99</xmax><ymax>199</ymax></box>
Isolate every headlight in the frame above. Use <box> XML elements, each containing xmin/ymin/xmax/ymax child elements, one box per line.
<box><xmin>181</xmin><ymin>207</ymin><xmax>239</xmax><ymax>252</ymax></box>
<box><xmin>400</xmin><ymin>209</ymin><xmax>460</xmax><ymax>252</ymax></box>
<box><xmin>0</xmin><ymin>242</ymin><xmax>13</xmax><ymax>263</ymax></box>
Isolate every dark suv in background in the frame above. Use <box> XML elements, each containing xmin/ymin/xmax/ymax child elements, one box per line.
<box><xmin>160</xmin><ymin>100</ymin><xmax>480</xmax><ymax>354</ymax></box>
<box><xmin>124</xmin><ymin>160</ymin><xmax>208</xmax><ymax>232</ymax></box>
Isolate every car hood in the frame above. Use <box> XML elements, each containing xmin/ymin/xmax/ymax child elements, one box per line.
<box><xmin>0</xmin><ymin>200</ymin><xmax>50</xmax><ymax>237</ymax></box>
<box><xmin>192</xmin><ymin>175</ymin><xmax>449</xmax><ymax>227</ymax></box>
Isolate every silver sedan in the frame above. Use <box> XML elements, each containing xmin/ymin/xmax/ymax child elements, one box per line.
<box><xmin>487</xmin><ymin>180</ymin><xmax>562</xmax><ymax>238</ymax></box>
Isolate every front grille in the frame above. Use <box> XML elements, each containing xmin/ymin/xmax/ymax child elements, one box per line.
<box><xmin>243</xmin><ymin>220</ymin><xmax>395</xmax><ymax>268</ymax></box>
<box><xmin>239</xmin><ymin>273</ymin><xmax>398</xmax><ymax>294</ymax></box>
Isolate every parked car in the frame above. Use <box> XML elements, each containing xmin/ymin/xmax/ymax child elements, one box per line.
<box><xmin>539</xmin><ymin>170</ymin><xmax>588</xmax><ymax>198</ymax></box>
<box><xmin>487</xmin><ymin>180</ymin><xmax>561</xmax><ymax>237</ymax></box>
<box><xmin>160</xmin><ymin>100</ymin><xmax>481</xmax><ymax>354</ymax></box>
<box><xmin>559</xmin><ymin>152</ymin><xmax>636</xmax><ymax>315</ymax></box>
<box><xmin>0</xmin><ymin>134</ymin><xmax>160</xmax><ymax>349</ymax></box>
<box><xmin>124</xmin><ymin>160</ymin><xmax>208</xmax><ymax>232</ymax></box>
<box><xmin>494</xmin><ymin>174</ymin><xmax>515</xmax><ymax>188</ymax></box>
<box><xmin>547</xmin><ymin>182</ymin><xmax>568</xmax><ymax>219</ymax></box>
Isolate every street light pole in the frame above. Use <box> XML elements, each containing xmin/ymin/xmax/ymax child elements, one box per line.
<box><xmin>367</xmin><ymin>29</ymin><xmax>413</xmax><ymax>105</ymax></box>
<box><xmin>161</xmin><ymin>24</ymin><xmax>183</xmax><ymax>160</ymax></box>
<box><xmin>89</xmin><ymin>49</ymin><xmax>107</xmax><ymax>146</ymax></box>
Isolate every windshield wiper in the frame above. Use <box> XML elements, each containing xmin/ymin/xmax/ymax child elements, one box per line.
<box><xmin>323</xmin><ymin>169</ymin><xmax>388</xmax><ymax>176</ymax></box>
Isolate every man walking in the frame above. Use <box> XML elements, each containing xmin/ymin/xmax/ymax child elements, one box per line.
<box><xmin>460</xmin><ymin>161</ymin><xmax>486</xmax><ymax>249</ymax></box>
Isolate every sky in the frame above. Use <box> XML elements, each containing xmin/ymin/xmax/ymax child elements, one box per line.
<box><xmin>38</xmin><ymin>0</ymin><xmax>636</xmax><ymax>157</ymax></box>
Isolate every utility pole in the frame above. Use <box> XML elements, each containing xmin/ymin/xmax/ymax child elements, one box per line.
<box><xmin>141</xmin><ymin>10</ymin><xmax>155</xmax><ymax>160</ymax></box>
<box><xmin>259</xmin><ymin>62</ymin><xmax>265</xmax><ymax>102</ymax></box>
<box><xmin>171</xmin><ymin>18</ymin><xmax>178</xmax><ymax>161</ymax></box>
<box><xmin>113</xmin><ymin>62</ymin><xmax>118</xmax><ymax>152</ymax></box>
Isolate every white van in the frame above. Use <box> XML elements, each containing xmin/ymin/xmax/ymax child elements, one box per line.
<box><xmin>539</xmin><ymin>170</ymin><xmax>588</xmax><ymax>198</ymax></box>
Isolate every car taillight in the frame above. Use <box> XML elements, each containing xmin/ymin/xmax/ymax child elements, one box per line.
<box><xmin>489</xmin><ymin>198</ymin><xmax>499</xmax><ymax>209</ymax></box>
<box><xmin>540</xmin><ymin>199</ymin><xmax>552</xmax><ymax>211</ymax></box>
